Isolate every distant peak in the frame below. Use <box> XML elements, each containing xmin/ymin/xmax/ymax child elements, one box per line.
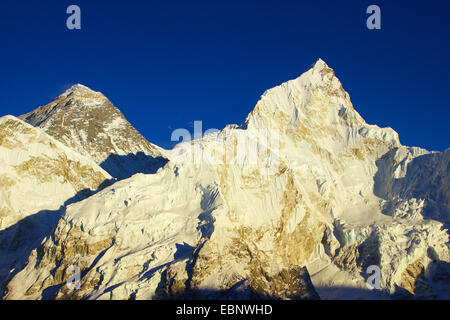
<box><xmin>59</xmin><ymin>83</ymin><xmax>104</xmax><ymax>99</ymax></box>
<box><xmin>312</xmin><ymin>58</ymin><xmax>331</xmax><ymax>72</ymax></box>
<box><xmin>64</xmin><ymin>83</ymin><xmax>95</xmax><ymax>93</ymax></box>
<box><xmin>314</xmin><ymin>58</ymin><xmax>326</xmax><ymax>65</ymax></box>
<box><xmin>70</xmin><ymin>83</ymin><xmax>91</xmax><ymax>91</ymax></box>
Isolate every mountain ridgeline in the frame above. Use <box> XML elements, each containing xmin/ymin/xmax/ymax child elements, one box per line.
<box><xmin>0</xmin><ymin>60</ymin><xmax>448</xmax><ymax>300</ymax></box>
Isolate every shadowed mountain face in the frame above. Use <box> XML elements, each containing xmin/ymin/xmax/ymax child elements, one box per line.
<box><xmin>374</xmin><ymin>147</ymin><xmax>450</xmax><ymax>225</ymax></box>
<box><xmin>100</xmin><ymin>152</ymin><xmax>168</xmax><ymax>180</ymax></box>
<box><xmin>19</xmin><ymin>84</ymin><xmax>168</xmax><ymax>180</ymax></box>
<box><xmin>0</xmin><ymin>182</ymin><xmax>112</xmax><ymax>300</ymax></box>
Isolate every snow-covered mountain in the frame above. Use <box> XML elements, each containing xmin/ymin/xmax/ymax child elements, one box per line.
<box><xmin>1</xmin><ymin>60</ymin><xmax>449</xmax><ymax>300</ymax></box>
<box><xmin>20</xmin><ymin>84</ymin><xmax>168</xmax><ymax>180</ymax></box>
<box><xmin>0</xmin><ymin>115</ymin><xmax>111</xmax><ymax>230</ymax></box>
<box><xmin>0</xmin><ymin>115</ymin><xmax>111</xmax><ymax>293</ymax></box>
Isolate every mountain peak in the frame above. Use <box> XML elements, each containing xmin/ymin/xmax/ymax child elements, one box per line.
<box><xmin>69</xmin><ymin>83</ymin><xmax>90</xmax><ymax>90</ymax></box>
<box><xmin>19</xmin><ymin>84</ymin><xmax>167</xmax><ymax>179</ymax></box>
<box><xmin>60</xmin><ymin>83</ymin><xmax>102</xmax><ymax>99</ymax></box>
<box><xmin>313</xmin><ymin>58</ymin><xmax>327</xmax><ymax>67</ymax></box>
<box><xmin>242</xmin><ymin>59</ymin><xmax>401</xmax><ymax>150</ymax></box>
<box><xmin>311</xmin><ymin>58</ymin><xmax>334</xmax><ymax>75</ymax></box>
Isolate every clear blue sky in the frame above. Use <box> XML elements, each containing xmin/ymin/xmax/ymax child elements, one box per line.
<box><xmin>1</xmin><ymin>0</ymin><xmax>449</xmax><ymax>150</ymax></box>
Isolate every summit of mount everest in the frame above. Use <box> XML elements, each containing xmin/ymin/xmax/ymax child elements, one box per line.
<box><xmin>19</xmin><ymin>84</ymin><xmax>168</xmax><ymax>180</ymax></box>
<box><xmin>0</xmin><ymin>59</ymin><xmax>449</xmax><ymax>300</ymax></box>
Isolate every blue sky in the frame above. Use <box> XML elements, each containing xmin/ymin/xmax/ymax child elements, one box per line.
<box><xmin>1</xmin><ymin>0</ymin><xmax>449</xmax><ymax>150</ymax></box>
